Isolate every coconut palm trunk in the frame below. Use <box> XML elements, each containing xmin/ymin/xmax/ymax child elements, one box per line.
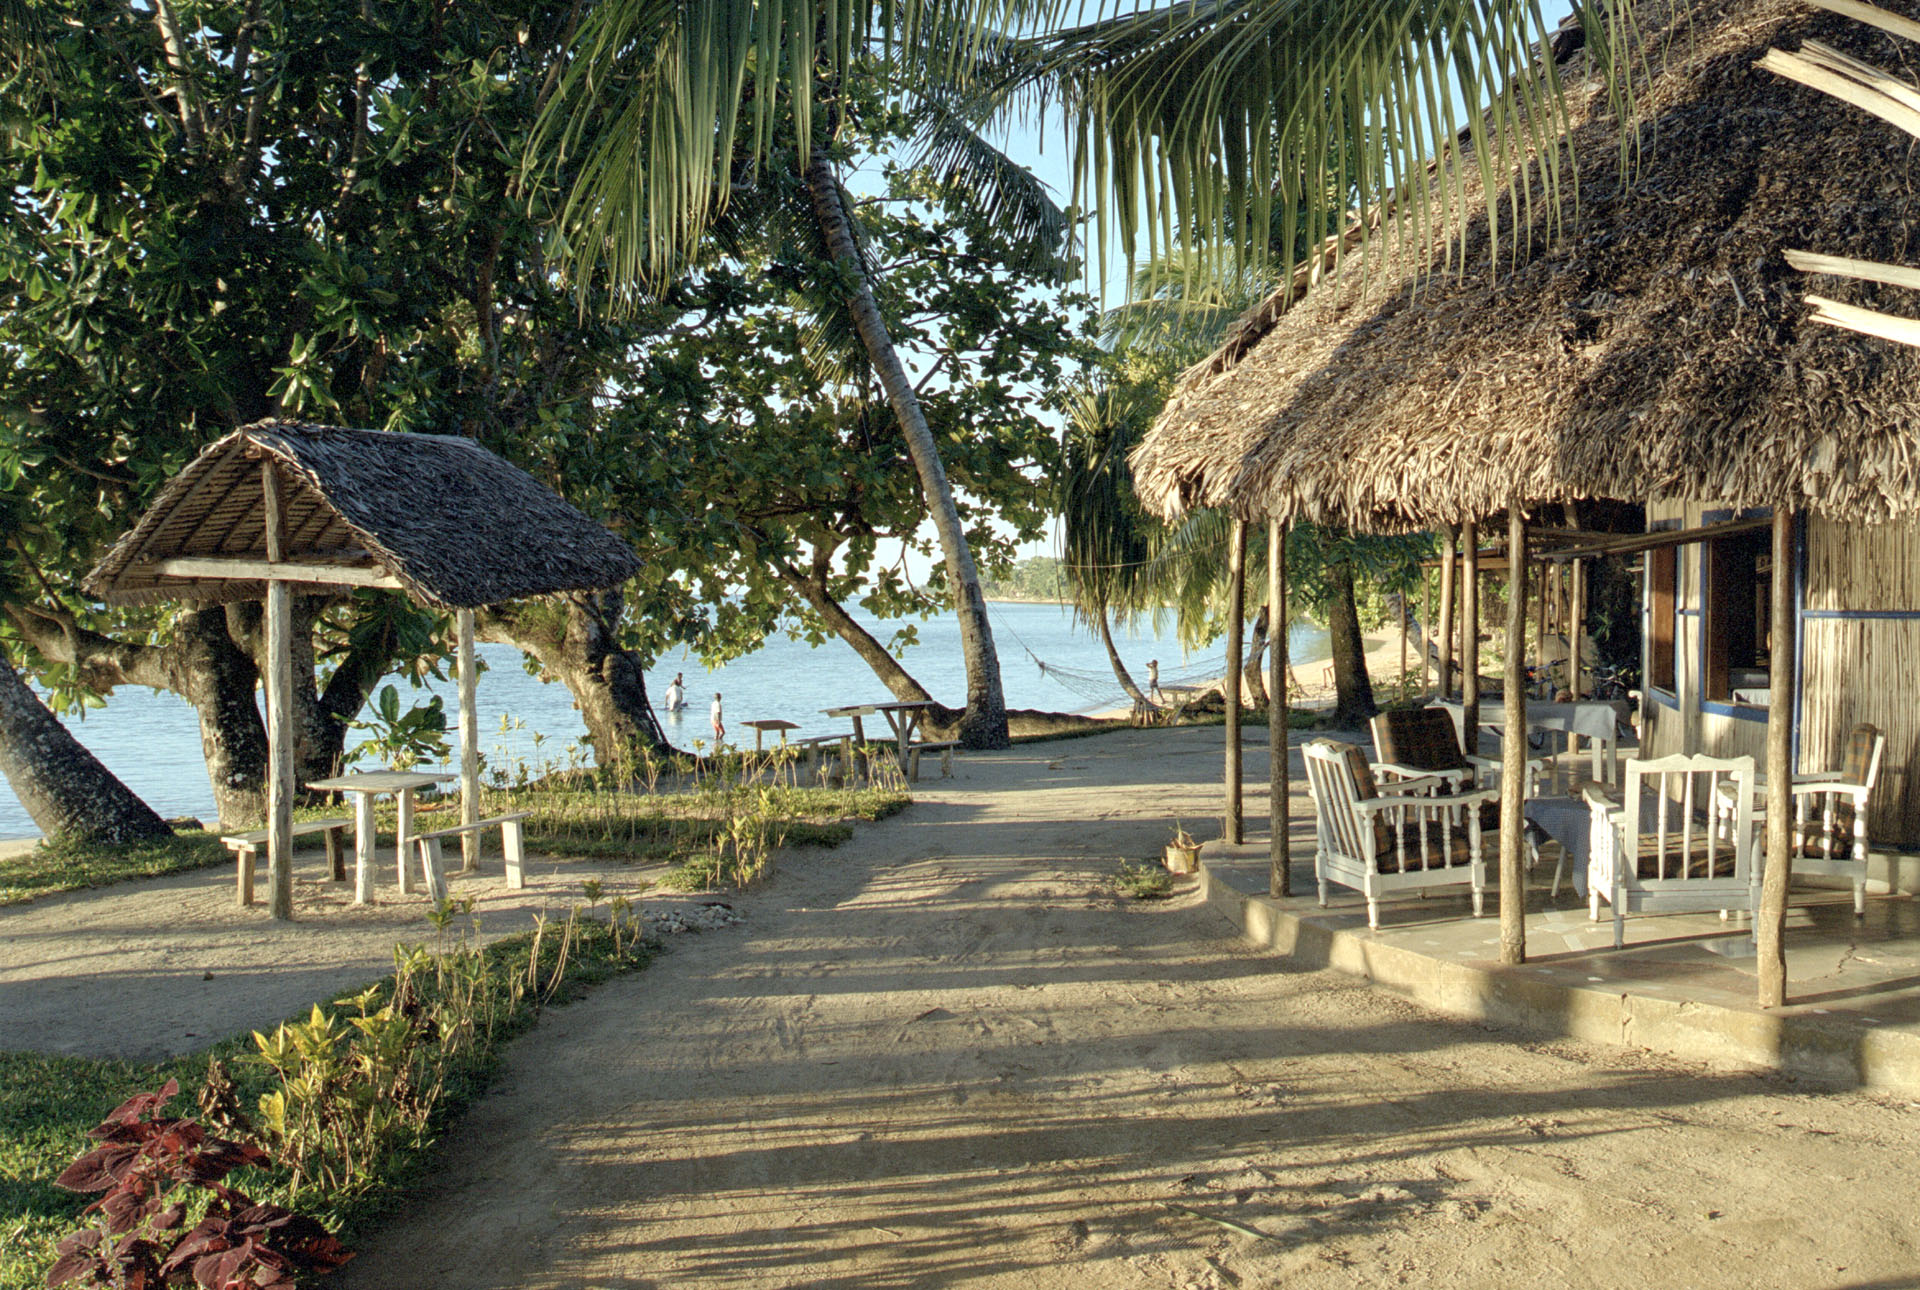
<box><xmin>0</xmin><ymin>646</ymin><xmax>172</xmax><ymax>842</ymax></box>
<box><xmin>1094</xmin><ymin>608</ymin><xmax>1147</xmax><ymax>706</ymax></box>
<box><xmin>804</xmin><ymin>155</ymin><xmax>1009</xmax><ymax>748</ymax></box>
<box><xmin>1325</xmin><ymin>561</ymin><xmax>1378</xmax><ymax>728</ymax></box>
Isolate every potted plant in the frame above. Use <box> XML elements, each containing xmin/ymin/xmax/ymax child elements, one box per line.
<box><xmin>1164</xmin><ymin>822</ymin><xmax>1201</xmax><ymax>874</ymax></box>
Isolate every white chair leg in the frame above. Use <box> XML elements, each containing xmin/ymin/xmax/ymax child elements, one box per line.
<box><xmin>503</xmin><ymin>820</ymin><xmax>526</xmax><ymax>890</ymax></box>
<box><xmin>1589</xmin><ymin>891</ymin><xmax>1601</xmax><ymax>922</ymax></box>
<box><xmin>1855</xmin><ymin>880</ymin><xmax>1867</xmax><ymax>917</ymax></box>
<box><xmin>1613</xmin><ymin>907</ymin><xmax>1625</xmax><ymax>950</ymax></box>
<box><xmin>1317</xmin><ymin>880</ymin><xmax>1329</xmax><ymax>907</ymax></box>
<box><xmin>1367</xmin><ymin>897</ymin><xmax>1379</xmax><ymax>930</ymax></box>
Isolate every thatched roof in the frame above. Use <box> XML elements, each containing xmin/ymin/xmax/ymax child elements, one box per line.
<box><xmin>1133</xmin><ymin>0</ymin><xmax>1920</xmax><ymax>533</ymax></box>
<box><xmin>86</xmin><ymin>421</ymin><xmax>641</xmax><ymax>608</ymax></box>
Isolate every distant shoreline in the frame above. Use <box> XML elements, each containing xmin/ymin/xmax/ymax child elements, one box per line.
<box><xmin>983</xmin><ymin>594</ymin><xmax>1068</xmax><ymax>606</ymax></box>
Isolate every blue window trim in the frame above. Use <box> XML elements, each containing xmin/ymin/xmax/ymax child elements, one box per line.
<box><xmin>1800</xmin><ymin>608</ymin><xmax>1920</xmax><ymax>620</ymax></box>
<box><xmin>1648</xmin><ymin>687</ymin><xmax>1680</xmax><ymax>711</ymax></box>
<box><xmin>1702</xmin><ymin>700</ymin><xmax>1769</xmax><ymax>723</ymax></box>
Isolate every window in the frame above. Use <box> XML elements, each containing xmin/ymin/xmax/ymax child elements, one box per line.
<box><xmin>1647</xmin><ymin>544</ymin><xmax>1677</xmax><ymax>692</ymax></box>
<box><xmin>1704</xmin><ymin>529</ymin><xmax>1772</xmax><ymax>702</ymax></box>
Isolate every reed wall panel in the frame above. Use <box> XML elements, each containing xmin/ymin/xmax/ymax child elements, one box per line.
<box><xmin>1806</xmin><ymin>517</ymin><xmax>1920</xmax><ymax>613</ymax></box>
<box><xmin>1800</xmin><ymin>618</ymin><xmax>1920</xmax><ymax>846</ymax></box>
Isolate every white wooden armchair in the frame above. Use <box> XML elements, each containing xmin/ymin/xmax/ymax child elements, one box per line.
<box><xmin>1586</xmin><ymin>753</ymin><xmax>1758</xmax><ymax>950</ymax></box>
<box><xmin>1711</xmin><ymin>723</ymin><xmax>1884</xmax><ymax>916</ymax></box>
<box><xmin>1303</xmin><ymin>738</ymin><xmax>1495</xmax><ymax>930</ymax></box>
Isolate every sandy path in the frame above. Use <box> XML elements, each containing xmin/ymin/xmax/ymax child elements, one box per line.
<box><xmin>330</xmin><ymin>728</ymin><xmax>1920</xmax><ymax>1290</ymax></box>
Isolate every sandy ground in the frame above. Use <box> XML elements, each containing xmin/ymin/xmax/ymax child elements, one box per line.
<box><xmin>10</xmin><ymin>727</ymin><xmax>1920</xmax><ymax>1288</ymax></box>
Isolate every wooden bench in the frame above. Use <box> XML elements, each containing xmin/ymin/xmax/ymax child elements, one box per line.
<box><xmin>906</xmin><ymin>741</ymin><xmax>958</xmax><ymax>782</ymax></box>
<box><xmin>222</xmin><ymin>818</ymin><xmax>352</xmax><ymax>906</ymax></box>
<box><xmin>410</xmin><ymin>812</ymin><xmax>533</xmax><ymax>901</ymax></box>
<box><xmin>789</xmin><ymin>734</ymin><xmax>855</xmax><ymax>783</ymax></box>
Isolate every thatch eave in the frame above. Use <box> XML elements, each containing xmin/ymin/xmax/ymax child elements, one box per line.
<box><xmin>84</xmin><ymin>421</ymin><xmax>642</xmax><ymax>610</ymax></box>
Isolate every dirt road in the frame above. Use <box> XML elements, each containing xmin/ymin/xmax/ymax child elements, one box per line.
<box><xmin>337</xmin><ymin>728</ymin><xmax>1920</xmax><ymax>1290</ymax></box>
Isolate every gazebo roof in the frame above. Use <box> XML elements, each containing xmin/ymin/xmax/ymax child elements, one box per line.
<box><xmin>1131</xmin><ymin>0</ymin><xmax>1920</xmax><ymax>534</ymax></box>
<box><xmin>85</xmin><ymin>421</ymin><xmax>641</xmax><ymax>609</ymax></box>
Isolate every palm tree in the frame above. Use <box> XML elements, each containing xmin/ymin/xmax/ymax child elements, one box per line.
<box><xmin>530</xmin><ymin>9</ymin><xmax>1047</xmax><ymax>748</ymax></box>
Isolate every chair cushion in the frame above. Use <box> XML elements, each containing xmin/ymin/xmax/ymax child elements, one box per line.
<box><xmin>1794</xmin><ymin>807</ymin><xmax>1862</xmax><ymax>859</ymax></box>
<box><xmin>1374</xmin><ymin>709</ymin><xmax>1471</xmax><ymax>775</ymax></box>
<box><xmin>1842</xmin><ymin>724</ymin><xmax>1882</xmax><ymax>788</ymax></box>
<box><xmin>1340</xmin><ymin>744</ymin><xmax>1380</xmax><ymax>800</ymax></box>
<box><xmin>1370</xmin><ymin>815</ymin><xmax>1478</xmax><ymax>872</ymax></box>
<box><xmin>1628</xmin><ymin>836</ymin><xmax>1740</xmax><ymax>879</ymax></box>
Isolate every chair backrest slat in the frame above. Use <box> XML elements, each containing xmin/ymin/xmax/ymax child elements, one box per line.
<box><xmin>1619</xmin><ymin>752</ymin><xmax>1755</xmax><ymax>886</ymax></box>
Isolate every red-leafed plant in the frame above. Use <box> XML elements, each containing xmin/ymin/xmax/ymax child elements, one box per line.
<box><xmin>45</xmin><ymin>1078</ymin><xmax>353</xmax><ymax>1289</ymax></box>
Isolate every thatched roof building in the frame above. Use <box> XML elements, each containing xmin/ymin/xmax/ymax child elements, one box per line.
<box><xmin>86</xmin><ymin>421</ymin><xmax>640</xmax><ymax>608</ymax></box>
<box><xmin>1132</xmin><ymin>0</ymin><xmax>1920</xmax><ymax>532</ymax></box>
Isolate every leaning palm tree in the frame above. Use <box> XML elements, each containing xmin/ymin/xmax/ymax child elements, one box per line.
<box><xmin>530</xmin><ymin>10</ymin><xmax>1052</xmax><ymax>749</ymax></box>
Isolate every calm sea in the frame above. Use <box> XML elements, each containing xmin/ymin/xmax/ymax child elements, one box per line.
<box><xmin>0</xmin><ymin>602</ymin><xmax>1329</xmax><ymax>840</ymax></box>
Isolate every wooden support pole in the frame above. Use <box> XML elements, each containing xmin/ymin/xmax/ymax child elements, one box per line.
<box><xmin>457</xmin><ymin>608</ymin><xmax>480</xmax><ymax>873</ymax></box>
<box><xmin>1269</xmin><ymin>521</ymin><xmax>1289</xmax><ymax>897</ymax></box>
<box><xmin>1535</xmin><ymin>560</ymin><xmax>1548</xmax><ymax>692</ymax></box>
<box><xmin>1758</xmin><ymin>509</ymin><xmax>1797</xmax><ymax>1008</ymax></box>
<box><xmin>1570</xmin><ymin>558</ymin><xmax>1588</xmax><ymax>699</ymax></box>
<box><xmin>1225</xmin><ymin>519</ymin><xmax>1248</xmax><ymax>845</ymax></box>
<box><xmin>263</xmin><ymin>461</ymin><xmax>294</xmax><ymax>922</ymax></box>
<box><xmin>1437</xmin><ymin>527</ymin><xmax>1457</xmax><ymax>698</ymax></box>
<box><xmin>1422</xmin><ymin>568</ymin><xmax>1433</xmax><ymax>695</ymax></box>
<box><xmin>1462</xmin><ymin>520</ymin><xmax>1481</xmax><ymax>755</ymax></box>
<box><xmin>1398</xmin><ymin>587</ymin><xmax>1409</xmax><ymax>700</ymax></box>
<box><xmin>1500</xmin><ymin>508</ymin><xmax>1530</xmax><ymax>965</ymax></box>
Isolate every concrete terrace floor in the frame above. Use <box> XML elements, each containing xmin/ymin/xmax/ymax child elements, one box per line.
<box><xmin>1208</xmin><ymin>730</ymin><xmax>1920</xmax><ymax>1093</ymax></box>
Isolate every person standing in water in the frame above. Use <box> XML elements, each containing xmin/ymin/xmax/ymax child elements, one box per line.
<box><xmin>710</xmin><ymin>692</ymin><xmax>724</xmax><ymax>746</ymax></box>
<box><xmin>664</xmin><ymin>672</ymin><xmax>685</xmax><ymax>712</ymax></box>
<box><xmin>1147</xmin><ymin>659</ymin><xmax>1163</xmax><ymax>704</ymax></box>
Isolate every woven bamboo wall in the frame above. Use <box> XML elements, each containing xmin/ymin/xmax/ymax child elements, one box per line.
<box><xmin>1640</xmin><ymin>508</ymin><xmax>1920</xmax><ymax>845</ymax></box>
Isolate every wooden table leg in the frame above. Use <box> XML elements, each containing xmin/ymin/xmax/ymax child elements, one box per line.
<box><xmin>395</xmin><ymin>789</ymin><xmax>415</xmax><ymax>895</ymax></box>
<box><xmin>353</xmin><ymin>793</ymin><xmax>376</xmax><ymax>905</ymax></box>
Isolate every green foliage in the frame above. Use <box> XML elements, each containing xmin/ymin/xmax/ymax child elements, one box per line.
<box><xmin>980</xmin><ymin>557</ymin><xmax>1067</xmax><ymax>603</ymax></box>
<box><xmin>0</xmin><ymin>832</ymin><xmax>227</xmax><ymax>907</ymax></box>
<box><xmin>1113</xmin><ymin>859</ymin><xmax>1175</xmax><ymax>900</ymax></box>
<box><xmin>346</xmin><ymin>685</ymin><xmax>451</xmax><ymax>772</ymax></box>
<box><xmin>1</xmin><ymin>916</ymin><xmax>654</xmax><ymax>1289</ymax></box>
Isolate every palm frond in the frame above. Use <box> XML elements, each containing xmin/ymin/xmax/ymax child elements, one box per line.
<box><xmin>1022</xmin><ymin>0</ymin><xmax>1629</xmax><ymax>287</ymax></box>
<box><xmin>906</xmin><ymin>90</ymin><xmax>1072</xmax><ymax>273</ymax></box>
<box><xmin>528</xmin><ymin>0</ymin><xmax>1043</xmax><ymax>297</ymax></box>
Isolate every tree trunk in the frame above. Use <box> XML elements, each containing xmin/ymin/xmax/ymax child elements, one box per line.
<box><xmin>179</xmin><ymin>607</ymin><xmax>269</xmax><ymax>827</ymax></box>
<box><xmin>804</xmin><ymin>155</ymin><xmax>1008</xmax><ymax>750</ymax></box>
<box><xmin>1244</xmin><ymin>603</ymin><xmax>1271</xmax><ymax>708</ymax></box>
<box><xmin>1325</xmin><ymin>562</ymin><xmax>1377</xmax><ymax>728</ymax></box>
<box><xmin>1095</xmin><ymin>608</ymin><xmax>1146</xmax><ymax>706</ymax></box>
<box><xmin>0</xmin><ymin>645</ymin><xmax>172</xmax><ymax>843</ymax></box>
<box><xmin>482</xmin><ymin>593</ymin><xmax>670</xmax><ymax>765</ymax></box>
<box><xmin>6</xmin><ymin>602</ymin><xmax>269</xmax><ymax>827</ymax></box>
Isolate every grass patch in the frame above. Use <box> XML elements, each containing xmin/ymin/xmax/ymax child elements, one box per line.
<box><xmin>0</xmin><ymin>913</ymin><xmax>655</xmax><ymax>1290</ymax></box>
<box><xmin>1113</xmin><ymin>859</ymin><xmax>1176</xmax><ymax>900</ymax></box>
<box><xmin>0</xmin><ymin>831</ymin><xmax>229</xmax><ymax>907</ymax></box>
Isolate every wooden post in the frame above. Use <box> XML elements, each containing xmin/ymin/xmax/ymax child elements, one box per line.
<box><xmin>1269</xmin><ymin>521</ymin><xmax>1289</xmax><ymax>897</ymax></box>
<box><xmin>457</xmin><ymin>608</ymin><xmax>480</xmax><ymax>873</ymax></box>
<box><xmin>1535</xmin><ymin>560</ymin><xmax>1548</xmax><ymax>693</ymax></box>
<box><xmin>263</xmin><ymin>461</ymin><xmax>294</xmax><ymax>922</ymax></box>
<box><xmin>1398</xmin><ymin>588</ymin><xmax>1409</xmax><ymax>701</ymax></box>
<box><xmin>1462</xmin><ymin>520</ymin><xmax>1481</xmax><ymax>755</ymax></box>
<box><xmin>1501</xmin><ymin>509</ymin><xmax>1530</xmax><ymax>965</ymax></box>
<box><xmin>1758</xmin><ymin>509</ymin><xmax>1797</xmax><ymax>1008</ymax></box>
<box><xmin>1225</xmin><ymin>519</ymin><xmax>1247</xmax><ymax>844</ymax></box>
<box><xmin>1570</xmin><ymin>558</ymin><xmax>1588</xmax><ymax>699</ymax></box>
<box><xmin>1437</xmin><ymin>527</ymin><xmax>1457</xmax><ymax>698</ymax></box>
<box><xmin>1422</xmin><ymin>568</ymin><xmax>1433</xmax><ymax>695</ymax></box>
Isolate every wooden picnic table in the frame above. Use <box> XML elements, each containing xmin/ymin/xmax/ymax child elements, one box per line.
<box><xmin>307</xmin><ymin>770</ymin><xmax>456</xmax><ymax>904</ymax></box>
<box><xmin>739</xmin><ymin>718</ymin><xmax>800</xmax><ymax>755</ymax></box>
<box><xmin>823</xmin><ymin>700</ymin><xmax>940</xmax><ymax>773</ymax></box>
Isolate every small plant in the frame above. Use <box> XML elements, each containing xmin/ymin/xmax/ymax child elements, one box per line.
<box><xmin>45</xmin><ymin>1078</ymin><xmax>353</xmax><ymax>1290</ymax></box>
<box><xmin>580</xmin><ymin>879</ymin><xmax>603</xmax><ymax>912</ymax></box>
<box><xmin>347</xmin><ymin>685</ymin><xmax>450</xmax><ymax>772</ymax></box>
<box><xmin>1169</xmin><ymin>820</ymin><xmax>1196</xmax><ymax>850</ymax></box>
<box><xmin>1114</xmin><ymin>859</ymin><xmax>1175</xmax><ymax>900</ymax></box>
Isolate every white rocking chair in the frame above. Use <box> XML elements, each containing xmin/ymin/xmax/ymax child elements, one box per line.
<box><xmin>1303</xmin><ymin>738</ymin><xmax>1495</xmax><ymax>931</ymax></box>
<box><xmin>1586</xmin><ymin>753</ymin><xmax>1758</xmax><ymax>950</ymax></box>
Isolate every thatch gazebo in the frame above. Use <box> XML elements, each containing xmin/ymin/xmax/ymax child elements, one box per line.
<box><xmin>86</xmin><ymin>420</ymin><xmax>641</xmax><ymax>920</ymax></box>
<box><xmin>1131</xmin><ymin>0</ymin><xmax>1920</xmax><ymax>1003</ymax></box>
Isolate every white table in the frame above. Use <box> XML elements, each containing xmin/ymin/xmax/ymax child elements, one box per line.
<box><xmin>1436</xmin><ymin>699</ymin><xmax>1627</xmax><ymax>791</ymax></box>
<box><xmin>822</xmin><ymin>700</ymin><xmax>938</xmax><ymax>774</ymax></box>
<box><xmin>307</xmin><ymin>770</ymin><xmax>457</xmax><ymax>904</ymax></box>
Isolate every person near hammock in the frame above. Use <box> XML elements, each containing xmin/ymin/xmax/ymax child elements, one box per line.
<box><xmin>1148</xmin><ymin>659</ymin><xmax>1163</xmax><ymax>704</ymax></box>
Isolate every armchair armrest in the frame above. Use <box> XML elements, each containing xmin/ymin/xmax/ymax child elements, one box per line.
<box><xmin>1792</xmin><ymin>770</ymin><xmax>1843</xmax><ymax>784</ymax></box>
<box><xmin>1789</xmin><ymin>779</ymin><xmax>1869</xmax><ymax>797</ymax></box>
<box><xmin>1352</xmin><ymin>787</ymin><xmax>1498</xmax><ymax>814</ymax></box>
<box><xmin>1579</xmin><ymin>779</ymin><xmax>1620</xmax><ymax>811</ymax></box>
<box><xmin>1371</xmin><ymin>762</ymin><xmax>1470</xmax><ymax>788</ymax></box>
